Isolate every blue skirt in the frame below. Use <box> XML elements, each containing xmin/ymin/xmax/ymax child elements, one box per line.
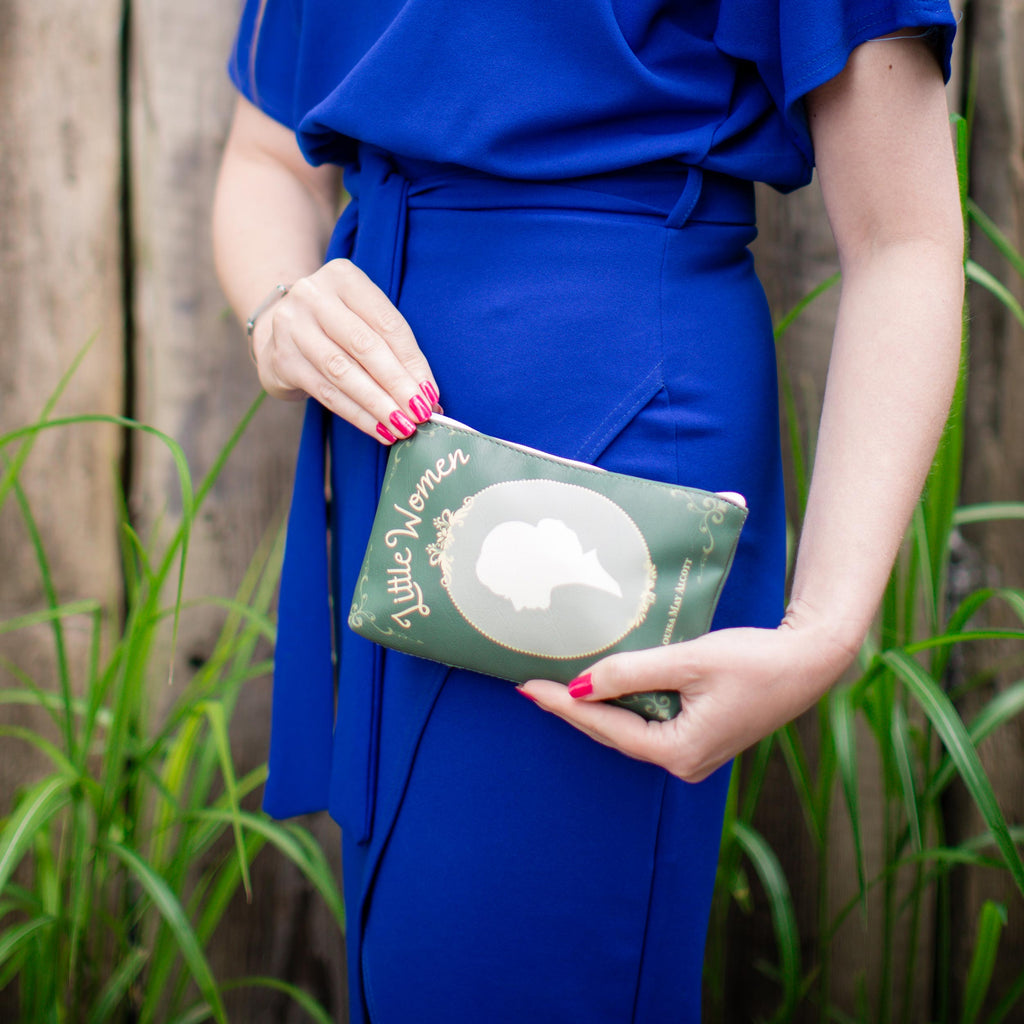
<box><xmin>267</xmin><ymin>147</ymin><xmax>787</xmax><ymax>1023</ymax></box>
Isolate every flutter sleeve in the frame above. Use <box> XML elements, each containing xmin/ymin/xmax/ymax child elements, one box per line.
<box><xmin>716</xmin><ymin>0</ymin><xmax>957</xmax><ymax>168</ymax></box>
<box><xmin>228</xmin><ymin>0</ymin><xmax>303</xmax><ymax>129</ymax></box>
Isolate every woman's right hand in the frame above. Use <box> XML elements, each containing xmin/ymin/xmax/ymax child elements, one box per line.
<box><xmin>251</xmin><ymin>258</ymin><xmax>441</xmax><ymax>444</ymax></box>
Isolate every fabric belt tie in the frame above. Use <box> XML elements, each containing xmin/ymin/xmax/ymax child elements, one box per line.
<box><xmin>261</xmin><ymin>146</ymin><xmax>754</xmax><ymax>823</ymax></box>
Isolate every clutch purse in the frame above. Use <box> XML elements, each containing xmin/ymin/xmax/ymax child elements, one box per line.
<box><xmin>348</xmin><ymin>416</ymin><xmax>748</xmax><ymax>721</ymax></box>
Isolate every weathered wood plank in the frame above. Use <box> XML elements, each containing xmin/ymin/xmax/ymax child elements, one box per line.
<box><xmin>950</xmin><ymin>0</ymin><xmax>1024</xmax><ymax>1017</ymax></box>
<box><xmin>0</xmin><ymin>0</ymin><xmax>124</xmax><ymax>830</ymax></box>
<box><xmin>127</xmin><ymin>2</ymin><xmax>345</xmax><ymax>1019</ymax></box>
<box><xmin>0</xmin><ymin>1</ymin><xmax>124</xmax><ymax>1017</ymax></box>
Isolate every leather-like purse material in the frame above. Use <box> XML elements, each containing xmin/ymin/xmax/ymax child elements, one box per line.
<box><xmin>348</xmin><ymin>416</ymin><xmax>747</xmax><ymax>721</ymax></box>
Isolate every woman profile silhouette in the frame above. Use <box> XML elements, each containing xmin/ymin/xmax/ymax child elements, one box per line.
<box><xmin>475</xmin><ymin>518</ymin><xmax>623</xmax><ymax>612</ymax></box>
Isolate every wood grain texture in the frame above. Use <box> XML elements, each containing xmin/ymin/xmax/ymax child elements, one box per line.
<box><xmin>0</xmin><ymin>0</ymin><xmax>123</xmax><ymax>826</ymax></box>
<box><xmin>949</xmin><ymin>0</ymin><xmax>1024</xmax><ymax>1017</ymax></box>
<box><xmin>0</xmin><ymin>2</ymin><xmax>124</xmax><ymax>1018</ymax></box>
<box><xmin>1</xmin><ymin>1</ymin><xmax>1019</xmax><ymax>1021</ymax></box>
<box><xmin>126</xmin><ymin>2</ymin><xmax>345</xmax><ymax>1019</ymax></box>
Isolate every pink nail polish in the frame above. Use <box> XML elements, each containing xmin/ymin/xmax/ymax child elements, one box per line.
<box><xmin>408</xmin><ymin>394</ymin><xmax>431</xmax><ymax>423</ymax></box>
<box><xmin>420</xmin><ymin>380</ymin><xmax>440</xmax><ymax>405</ymax></box>
<box><xmin>376</xmin><ymin>422</ymin><xmax>397</xmax><ymax>444</ymax></box>
<box><xmin>516</xmin><ymin>687</ymin><xmax>538</xmax><ymax>703</ymax></box>
<box><xmin>567</xmin><ymin>674</ymin><xmax>593</xmax><ymax>699</ymax></box>
<box><xmin>389</xmin><ymin>410</ymin><xmax>416</xmax><ymax>437</ymax></box>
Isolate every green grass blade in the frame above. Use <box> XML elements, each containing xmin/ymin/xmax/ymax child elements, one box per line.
<box><xmin>883</xmin><ymin>650</ymin><xmax>1024</xmax><ymax>897</ymax></box>
<box><xmin>829</xmin><ymin>685</ymin><xmax>867</xmax><ymax>907</ymax></box>
<box><xmin>0</xmin><ymin>413</ymin><xmax>196</xmax><ymax>685</ymax></box>
<box><xmin>119</xmin><ymin>519</ymin><xmax>154</xmax><ymax>602</ymax></box>
<box><xmin>8</xmin><ymin>471</ymin><xmax>78</xmax><ymax>758</ymax></box>
<box><xmin>0</xmin><ymin>664</ymin><xmax>65</xmax><ymax>737</ymax></box>
<box><xmin>731</xmin><ymin>821</ymin><xmax>801</xmax><ymax>1024</ymax></box>
<box><xmin>961</xmin><ymin>680</ymin><xmax>1024</xmax><ymax>752</ymax></box>
<box><xmin>954</xmin><ymin>502</ymin><xmax>1024</xmax><ymax>526</ymax></box>
<box><xmin>0</xmin><ymin>777</ymin><xmax>73</xmax><ymax>894</ymax></box>
<box><xmin>776</xmin><ymin>358</ymin><xmax>810</xmax><ymax>517</ymax></box>
<box><xmin>960</xmin><ymin>901</ymin><xmax>1007</xmax><ymax>1024</ymax></box>
<box><xmin>825</xmin><ymin>831</ymin><xmax>1022</xmax><ymax>950</ymax></box>
<box><xmin>910</xmin><ymin>503</ymin><xmax>939</xmax><ymax>641</ymax></box>
<box><xmin>0</xmin><ymin>600</ymin><xmax>103</xmax><ymax>636</ymax></box>
<box><xmin>890</xmin><ymin>702</ymin><xmax>923</xmax><ymax>853</ymax></box>
<box><xmin>737</xmin><ymin>734</ymin><xmax>775</xmax><ymax>827</ymax></box>
<box><xmin>193</xmin><ymin>834</ymin><xmax>267</xmax><ymax>946</ymax></box>
<box><xmin>150</xmin><ymin>710</ymin><xmax>205</xmax><ymax>875</ymax></box>
<box><xmin>283</xmin><ymin>822</ymin><xmax>348</xmax><ymax>931</ymax></box>
<box><xmin>902</xmin><ymin>628</ymin><xmax>1024</xmax><ymax>658</ymax></box>
<box><xmin>189</xmin><ymin>810</ymin><xmax>345</xmax><ymax>931</ymax></box>
<box><xmin>965</xmin><ymin>260</ymin><xmax>1024</xmax><ymax>330</ymax></box>
<box><xmin>943</xmin><ymin>588</ymin><xmax>1024</xmax><ymax>642</ymax></box>
<box><xmin>164</xmin><ymin>973</ymin><xmax>337</xmax><ymax>1024</ymax></box>
<box><xmin>66</xmin><ymin>799</ymin><xmax>94</xmax><ymax>992</ymax></box>
<box><xmin>86</xmin><ymin>946</ymin><xmax>149</xmax><ymax>1024</ymax></box>
<box><xmin>983</xmin><ymin>966</ymin><xmax>1024</xmax><ymax>1024</ymax></box>
<box><xmin>0</xmin><ymin>682</ymin><xmax>112</xmax><ymax>732</ymax></box>
<box><xmin>907</xmin><ymin>846</ymin><xmax>1005</xmax><ymax>874</ymax></box>
<box><xmin>776</xmin><ymin>721</ymin><xmax>824</xmax><ymax>848</ymax></box>
<box><xmin>927</xmin><ymin>679</ymin><xmax>1024</xmax><ymax>800</ymax></box>
<box><xmin>221</xmin><ymin>976</ymin><xmax>334</xmax><ymax>1024</ymax></box>
<box><xmin>192</xmin><ymin>392</ymin><xmax>265</xmax><ymax>510</ymax></box>
<box><xmin>156</xmin><ymin>392</ymin><xmax>265</xmax><ymax>688</ymax></box>
<box><xmin>773</xmin><ymin>271</ymin><xmax>841</xmax><ymax>340</ymax></box>
<box><xmin>954</xmin><ymin>113</ymin><xmax>970</xmax><ymax>230</ymax></box>
<box><xmin>198</xmin><ymin>700</ymin><xmax>252</xmax><ymax>902</ymax></box>
<box><xmin>0</xmin><ymin>335</ymin><xmax>97</xmax><ymax>513</ymax></box>
<box><xmin>966</xmin><ymin>199</ymin><xmax>1024</xmax><ymax>281</ymax></box>
<box><xmin>958</xmin><ymin>825</ymin><xmax>1024</xmax><ymax>856</ymax></box>
<box><xmin>105</xmin><ymin>840</ymin><xmax>228</xmax><ymax>1024</ymax></box>
<box><xmin>773</xmin><ymin>272</ymin><xmax>840</xmax><ymax>516</ymax></box>
<box><xmin>0</xmin><ymin>726</ymin><xmax>77</xmax><ymax>778</ymax></box>
<box><xmin>0</xmin><ymin>916</ymin><xmax>55</xmax><ymax>972</ymax></box>
<box><xmin>157</xmin><ymin>596</ymin><xmax>276</xmax><ymax>643</ymax></box>
<box><xmin>922</xmin><ymin>183</ymin><xmax>970</xmax><ymax>621</ymax></box>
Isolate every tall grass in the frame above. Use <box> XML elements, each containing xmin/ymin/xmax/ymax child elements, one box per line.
<box><xmin>0</xmin><ymin>357</ymin><xmax>344</xmax><ymax>1023</ymax></box>
<box><xmin>705</xmin><ymin>116</ymin><xmax>1024</xmax><ymax>1023</ymax></box>
<box><xmin>3</xmin><ymin>114</ymin><xmax>1022</xmax><ymax>1024</ymax></box>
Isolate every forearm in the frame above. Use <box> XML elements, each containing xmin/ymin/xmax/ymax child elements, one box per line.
<box><xmin>786</xmin><ymin>239</ymin><xmax>964</xmax><ymax>660</ymax></box>
<box><xmin>211</xmin><ymin>98</ymin><xmax>437</xmax><ymax>436</ymax></box>
<box><xmin>212</xmin><ymin>103</ymin><xmax>340</xmax><ymax>328</ymax></box>
<box><xmin>520</xmin><ymin>31</ymin><xmax>966</xmax><ymax>780</ymax></box>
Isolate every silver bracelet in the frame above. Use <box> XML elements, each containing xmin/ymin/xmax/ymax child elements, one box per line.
<box><xmin>245</xmin><ymin>283</ymin><xmax>290</xmax><ymax>364</ymax></box>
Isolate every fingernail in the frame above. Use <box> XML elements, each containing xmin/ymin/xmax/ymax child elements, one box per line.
<box><xmin>516</xmin><ymin>687</ymin><xmax>538</xmax><ymax>703</ymax></box>
<box><xmin>567</xmin><ymin>674</ymin><xmax>593</xmax><ymax>699</ymax></box>
<box><xmin>420</xmin><ymin>380</ymin><xmax>440</xmax><ymax>405</ymax></box>
<box><xmin>376</xmin><ymin>422</ymin><xmax>397</xmax><ymax>444</ymax></box>
<box><xmin>389</xmin><ymin>410</ymin><xmax>416</xmax><ymax>437</ymax></box>
<box><xmin>408</xmin><ymin>393</ymin><xmax>431</xmax><ymax>423</ymax></box>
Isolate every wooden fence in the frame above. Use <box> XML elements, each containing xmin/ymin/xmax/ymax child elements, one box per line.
<box><xmin>1</xmin><ymin>2</ymin><xmax>1020</xmax><ymax>1021</ymax></box>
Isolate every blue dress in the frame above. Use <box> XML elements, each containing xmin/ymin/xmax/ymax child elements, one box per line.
<box><xmin>229</xmin><ymin>4</ymin><xmax>955</xmax><ymax>1021</ymax></box>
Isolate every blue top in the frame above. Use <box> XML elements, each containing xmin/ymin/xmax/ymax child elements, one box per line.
<box><xmin>227</xmin><ymin>0</ymin><xmax>956</xmax><ymax>825</ymax></box>
<box><xmin>230</xmin><ymin>0</ymin><xmax>955</xmax><ymax>191</ymax></box>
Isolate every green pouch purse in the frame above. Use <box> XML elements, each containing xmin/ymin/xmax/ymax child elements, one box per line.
<box><xmin>348</xmin><ymin>416</ymin><xmax>748</xmax><ymax>721</ymax></box>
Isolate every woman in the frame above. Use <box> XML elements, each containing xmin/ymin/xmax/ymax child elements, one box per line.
<box><xmin>213</xmin><ymin>2</ymin><xmax>963</xmax><ymax>1021</ymax></box>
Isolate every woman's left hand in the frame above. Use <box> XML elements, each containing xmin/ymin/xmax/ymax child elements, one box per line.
<box><xmin>518</xmin><ymin>616</ymin><xmax>855</xmax><ymax>782</ymax></box>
